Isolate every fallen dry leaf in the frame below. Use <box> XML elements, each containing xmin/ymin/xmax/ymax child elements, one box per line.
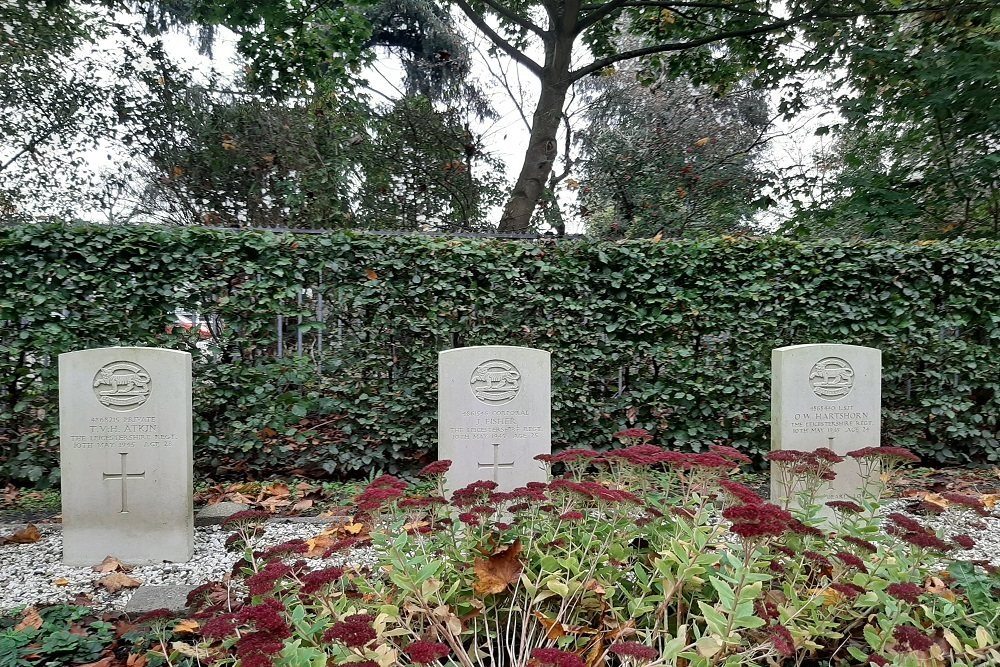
<box><xmin>365</xmin><ymin>268</ymin><xmax>378</xmax><ymax>281</ymax></box>
<box><xmin>173</xmin><ymin>619</ymin><xmax>200</xmax><ymax>634</ymax></box>
<box><xmin>402</xmin><ymin>520</ymin><xmax>430</xmax><ymax>532</ymax></box>
<box><xmin>77</xmin><ymin>658</ymin><xmax>116</xmax><ymax>667</ymax></box>
<box><xmin>342</xmin><ymin>522</ymin><xmax>365</xmax><ymax>535</ymax></box>
<box><xmin>92</xmin><ymin>556</ymin><xmax>133</xmax><ymax>573</ymax></box>
<box><xmin>126</xmin><ymin>654</ymin><xmax>148</xmax><ymax>667</ymax></box>
<box><xmin>171</xmin><ymin>641</ymin><xmax>211</xmax><ymax>659</ymax></box>
<box><xmin>292</xmin><ymin>498</ymin><xmax>314</xmax><ymax>512</ymax></box>
<box><xmin>3</xmin><ymin>524</ymin><xmax>41</xmax><ymax>544</ymax></box>
<box><xmin>98</xmin><ymin>572</ymin><xmax>142</xmax><ymax>593</ymax></box>
<box><xmin>15</xmin><ymin>606</ymin><xmax>43</xmax><ymax>631</ymax></box>
<box><xmin>305</xmin><ymin>533</ymin><xmax>337</xmax><ymax>558</ymax></box>
<box><xmin>53</xmin><ymin>577</ymin><xmax>70</xmax><ymax>586</ymax></box>
<box><xmin>473</xmin><ymin>540</ymin><xmax>523</xmax><ymax>596</ymax></box>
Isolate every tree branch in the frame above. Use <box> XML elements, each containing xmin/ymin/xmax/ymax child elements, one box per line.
<box><xmin>573</xmin><ymin>12</ymin><xmax>817</xmax><ymax>80</ymax></box>
<box><xmin>476</xmin><ymin>0</ymin><xmax>548</xmax><ymax>37</ymax></box>
<box><xmin>572</xmin><ymin>3</ymin><xmax>987</xmax><ymax>80</ymax></box>
<box><xmin>577</xmin><ymin>0</ymin><xmax>768</xmax><ymax>32</ymax></box>
<box><xmin>452</xmin><ymin>0</ymin><xmax>544</xmax><ymax>77</ymax></box>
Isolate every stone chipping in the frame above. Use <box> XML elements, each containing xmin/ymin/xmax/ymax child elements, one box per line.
<box><xmin>0</xmin><ymin>521</ymin><xmax>377</xmax><ymax>613</ymax></box>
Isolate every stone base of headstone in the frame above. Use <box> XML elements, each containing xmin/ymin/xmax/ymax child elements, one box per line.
<box><xmin>125</xmin><ymin>584</ymin><xmax>199</xmax><ymax>615</ymax></box>
<box><xmin>194</xmin><ymin>502</ymin><xmax>251</xmax><ymax>527</ymax></box>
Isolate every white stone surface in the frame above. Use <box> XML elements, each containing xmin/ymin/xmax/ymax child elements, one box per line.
<box><xmin>770</xmin><ymin>344</ymin><xmax>881</xmax><ymax>507</ymax></box>
<box><xmin>438</xmin><ymin>346</ymin><xmax>550</xmax><ymax>494</ymax></box>
<box><xmin>59</xmin><ymin>347</ymin><xmax>193</xmax><ymax>565</ymax></box>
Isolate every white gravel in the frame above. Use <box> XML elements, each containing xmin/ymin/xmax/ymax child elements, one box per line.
<box><xmin>0</xmin><ymin>521</ymin><xmax>377</xmax><ymax>612</ymax></box>
<box><xmin>3</xmin><ymin>501</ymin><xmax>998</xmax><ymax>614</ymax></box>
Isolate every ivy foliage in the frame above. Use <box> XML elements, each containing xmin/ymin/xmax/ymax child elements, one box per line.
<box><xmin>0</xmin><ymin>224</ymin><xmax>996</xmax><ymax>486</ymax></box>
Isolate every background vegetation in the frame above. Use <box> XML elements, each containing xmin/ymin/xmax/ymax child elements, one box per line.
<box><xmin>1</xmin><ymin>224</ymin><xmax>996</xmax><ymax>487</ymax></box>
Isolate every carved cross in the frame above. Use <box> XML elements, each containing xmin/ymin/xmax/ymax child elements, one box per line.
<box><xmin>478</xmin><ymin>443</ymin><xmax>515</xmax><ymax>483</ymax></box>
<box><xmin>103</xmin><ymin>452</ymin><xmax>145</xmax><ymax>514</ymax></box>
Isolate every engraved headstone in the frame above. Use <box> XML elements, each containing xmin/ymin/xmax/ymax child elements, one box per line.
<box><xmin>770</xmin><ymin>344</ymin><xmax>881</xmax><ymax>508</ymax></box>
<box><xmin>438</xmin><ymin>346</ymin><xmax>550</xmax><ymax>494</ymax></box>
<box><xmin>60</xmin><ymin>347</ymin><xmax>193</xmax><ymax>565</ymax></box>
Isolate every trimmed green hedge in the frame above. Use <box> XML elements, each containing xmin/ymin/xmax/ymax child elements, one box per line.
<box><xmin>1</xmin><ymin>224</ymin><xmax>997</xmax><ymax>486</ymax></box>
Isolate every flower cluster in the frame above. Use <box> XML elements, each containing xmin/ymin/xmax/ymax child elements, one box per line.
<box><xmin>405</xmin><ymin>640</ymin><xmax>451</xmax><ymax>664</ymax></box>
<box><xmin>418</xmin><ymin>460</ymin><xmax>452</xmax><ymax>477</ymax></box>
<box><xmin>722</xmin><ymin>502</ymin><xmax>792</xmax><ymax>540</ymax></box>
<box><xmin>322</xmin><ymin>614</ymin><xmax>377</xmax><ymax>648</ymax></box>
<box><xmin>530</xmin><ymin>647</ymin><xmax>586</xmax><ymax>667</ymax></box>
<box><xmin>608</xmin><ymin>642</ymin><xmax>658</xmax><ymax>662</ymax></box>
<box><xmin>355</xmin><ymin>475</ymin><xmax>408</xmax><ymax>514</ymax></box>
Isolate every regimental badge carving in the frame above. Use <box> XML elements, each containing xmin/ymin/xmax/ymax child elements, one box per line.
<box><xmin>470</xmin><ymin>359</ymin><xmax>521</xmax><ymax>405</ymax></box>
<box><xmin>809</xmin><ymin>357</ymin><xmax>855</xmax><ymax>399</ymax></box>
<box><xmin>93</xmin><ymin>361</ymin><xmax>152</xmax><ymax>410</ymax></box>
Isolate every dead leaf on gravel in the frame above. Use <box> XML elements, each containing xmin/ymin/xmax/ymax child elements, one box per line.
<box><xmin>15</xmin><ymin>606</ymin><xmax>42</xmax><ymax>631</ymax></box>
<box><xmin>3</xmin><ymin>524</ymin><xmax>41</xmax><ymax>544</ymax></box>
<box><xmin>292</xmin><ymin>498</ymin><xmax>314</xmax><ymax>512</ymax></box>
<box><xmin>92</xmin><ymin>555</ymin><xmax>133</xmax><ymax>573</ymax></box>
<box><xmin>473</xmin><ymin>540</ymin><xmax>523</xmax><ymax>596</ymax></box>
<box><xmin>98</xmin><ymin>572</ymin><xmax>142</xmax><ymax>593</ymax></box>
<box><xmin>53</xmin><ymin>577</ymin><xmax>70</xmax><ymax>586</ymax></box>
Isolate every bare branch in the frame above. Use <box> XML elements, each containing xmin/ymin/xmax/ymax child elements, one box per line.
<box><xmin>452</xmin><ymin>0</ymin><xmax>545</xmax><ymax>77</ymax></box>
<box><xmin>476</xmin><ymin>0</ymin><xmax>549</xmax><ymax>37</ymax></box>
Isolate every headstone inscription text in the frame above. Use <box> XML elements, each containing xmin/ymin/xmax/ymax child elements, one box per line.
<box><xmin>439</xmin><ymin>346</ymin><xmax>551</xmax><ymax>494</ymax></box>
<box><xmin>770</xmin><ymin>344</ymin><xmax>882</xmax><ymax>509</ymax></box>
<box><xmin>60</xmin><ymin>347</ymin><xmax>194</xmax><ymax>565</ymax></box>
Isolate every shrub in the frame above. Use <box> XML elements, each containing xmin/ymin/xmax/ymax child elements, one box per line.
<box><xmin>188</xmin><ymin>442</ymin><xmax>1000</xmax><ymax>666</ymax></box>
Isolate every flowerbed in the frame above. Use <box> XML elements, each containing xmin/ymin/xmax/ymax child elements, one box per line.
<box><xmin>11</xmin><ymin>434</ymin><xmax>1000</xmax><ymax>667</ymax></box>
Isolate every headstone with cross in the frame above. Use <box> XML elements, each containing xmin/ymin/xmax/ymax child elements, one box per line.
<box><xmin>438</xmin><ymin>346</ymin><xmax>550</xmax><ymax>495</ymax></box>
<box><xmin>59</xmin><ymin>347</ymin><xmax>193</xmax><ymax>565</ymax></box>
<box><xmin>770</xmin><ymin>344</ymin><xmax>882</xmax><ymax>513</ymax></box>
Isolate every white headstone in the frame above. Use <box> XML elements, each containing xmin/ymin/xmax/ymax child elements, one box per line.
<box><xmin>59</xmin><ymin>347</ymin><xmax>193</xmax><ymax>565</ymax></box>
<box><xmin>438</xmin><ymin>346</ymin><xmax>550</xmax><ymax>494</ymax></box>
<box><xmin>770</xmin><ymin>344</ymin><xmax>881</xmax><ymax>508</ymax></box>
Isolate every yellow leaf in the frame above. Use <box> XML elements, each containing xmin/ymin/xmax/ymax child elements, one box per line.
<box><xmin>660</xmin><ymin>9</ymin><xmax>675</xmax><ymax>23</ymax></box>
<box><xmin>651</xmin><ymin>231</ymin><xmax>663</xmax><ymax>243</ymax></box>
<box><xmin>221</xmin><ymin>134</ymin><xmax>237</xmax><ymax>151</ymax></box>
<box><xmin>982</xmin><ymin>494</ymin><xmax>1000</xmax><ymax>509</ymax></box>
<box><xmin>173</xmin><ymin>619</ymin><xmax>200</xmax><ymax>634</ymax></box>
<box><xmin>694</xmin><ymin>137</ymin><xmax>710</xmax><ymax>147</ymax></box>
<box><xmin>53</xmin><ymin>577</ymin><xmax>70</xmax><ymax>587</ymax></box>
<box><xmin>977</xmin><ymin>626</ymin><xmax>992</xmax><ymax>649</ymax></box>
<box><xmin>343</xmin><ymin>522</ymin><xmax>366</xmax><ymax>535</ymax></box>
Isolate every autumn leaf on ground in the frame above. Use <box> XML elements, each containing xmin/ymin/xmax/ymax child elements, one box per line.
<box><xmin>98</xmin><ymin>572</ymin><xmax>142</xmax><ymax>593</ymax></box>
<box><xmin>292</xmin><ymin>498</ymin><xmax>314</xmax><ymax>512</ymax></box>
<box><xmin>92</xmin><ymin>556</ymin><xmax>133</xmax><ymax>573</ymax></box>
<box><xmin>126</xmin><ymin>654</ymin><xmax>148</xmax><ymax>667</ymax></box>
<box><xmin>173</xmin><ymin>618</ymin><xmax>200</xmax><ymax>634</ymax></box>
<box><xmin>3</xmin><ymin>523</ymin><xmax>41</xmax><ymax>544</ymax></box>
<box><xmin>473</xmin><ymin>539</ymin><xmax>523</xmax><ymax>596</ymax></box>
<box><xmin>53</xmin><ymin>577</ymin><xmax>70</xmax><ymax>586</ymax></box>
<box><xmin>77</xmin><ymin>658</ymin><xmax>116</xmax><ymax>667</ymax></box>
<box><xmin>365</xmin><ymin>268</ymin><xmax>378</xmax><ymax>280</ymax></box>
<box><xmin>305</xmin><ymin>533</ymin><xmax>337</xmax><ymax>558</ymax></box>
<box><xmin>262</xmin><ymin>483</ymin><xmax>291</xmax><ymax>498</ymax></box>
<box><xmin>341</xmin><ymin>522</ymin><xmax>366</xmax><ymax>535</ymax></box>
<box><xmin>15</xmin><ymin>607</ymin><xmax>43</xmax><ymax>631</ymax></box>
<box><xmin>694</xmin><ymin>136</ymin><xmax>711</xmax><ymax>147</ymax></box>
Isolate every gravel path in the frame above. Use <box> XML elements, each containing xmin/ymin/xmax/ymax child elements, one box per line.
<box><xmin>0</xmin><ymin>521</ymin><xmax>374</xmax><ymax>612</ymax></box>
<box><xmin>3</xmin><ymin>501</ymin><xmax>997</xmax><ymax>614</ymax></box>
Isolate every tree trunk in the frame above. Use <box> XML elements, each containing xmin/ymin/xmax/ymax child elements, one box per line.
<box><xmin>497</xmin><ymin>37</ymin><xmax>573</xmax><ymax>233</ymax></box>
